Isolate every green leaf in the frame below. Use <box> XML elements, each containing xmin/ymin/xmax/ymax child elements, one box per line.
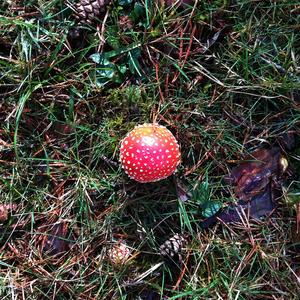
<box><xmin>191</xmin><ymin>176</ymin><xmax>210</xmax><ymax>205</ymax></box>
<box><xmin>118</xmin><ymin>0</ymin><xmax>133</xmax><ymax>6</ymax></box>
<box><xmin>89</xmin><ymin>53</ymin><xmax>105</xmax><ymax>64</ymax></box>
<box><xmin>95</xmin><ymin>58</ymin><xmax>115</xmax><ymax>79</ymax></box>
<box><xmin>119</xmin><ymin>64</ymin><xmax>128</xmax><ymax>74</ymax></box>
<box><xmin>96</xmin><ymin>63</ymin><xmax>115</xmax><ymax>80</ymax></box>
<box><xmin>105</xmin><ymin>25</ymin><xmax>121</xmax><ymax>49</ymax></box>
<box><xmin>106</xmin><ymin>35</ymin><xmax>121</xmax><ymax>50</ymax></box>
<box><xmin>201</xmin><ymin>201</ymin><xmax>222</xmax><ymax>218</ymax></box>
<box><xmin>90</xmin><ymin>53</ymin><xmax>120</xmax><ymax>87</ymax></box>
<box><xmin>130</xmin><ymin>2</ymin><xmax>145</xmax><ymax>22</ymax></box>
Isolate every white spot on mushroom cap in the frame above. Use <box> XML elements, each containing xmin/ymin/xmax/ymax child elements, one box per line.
<box><xmin>141</xmin><ymin>136</ymin><xmax>156</xmax><ymax>146</ymax></box>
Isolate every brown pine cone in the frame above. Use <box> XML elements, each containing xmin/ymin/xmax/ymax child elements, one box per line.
<box><xmin>119</xmin><ymin>15</ymin><xmax>133</xmax><ymax>31</ymax></box>
<box><xmin>159</xmin><ymin>233</ymin><xmax>187</xmax><ymax>262</ymax></box>
<box><xmin>73</xmin><ymin>0</ymin><xmax>111</xmax><ymax>24</ymax></box>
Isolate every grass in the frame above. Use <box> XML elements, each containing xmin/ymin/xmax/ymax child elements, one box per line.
<box><xmin>0</xmin><ymin>0</ymin><xmax>300</xmax><ymax>299</ymax></box>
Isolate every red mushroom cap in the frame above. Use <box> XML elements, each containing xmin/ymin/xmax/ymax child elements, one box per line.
<box><xmin>120</xmin><ymin>123</ymin><xmax>181</xmax><ymax>183</ymax></box>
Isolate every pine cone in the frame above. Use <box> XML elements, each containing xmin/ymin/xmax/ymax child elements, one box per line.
<box><xmin>159</xmin><ymin>233</ymin><xmax>187</xmax><ymax>261</ymax></box>
<box><xmin>74</xmin><ymin>0</ymin><xmax>110</xmax><ymax>24</ymax></box>
<box><xmin>119</xmin><ymin>15</ymin><xmax>133</xmax><ymax>31</ymax></box>
<box><xmin>0</xmin><ymin>204</ymin><xmax>17</xmax><ymax>223</ymax></box>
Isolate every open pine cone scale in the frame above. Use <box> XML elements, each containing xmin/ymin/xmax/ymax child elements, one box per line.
<box><xmin>71</xmin><ymin>0</ymin><xmax>110</xmax><ymax>24</ymax></box>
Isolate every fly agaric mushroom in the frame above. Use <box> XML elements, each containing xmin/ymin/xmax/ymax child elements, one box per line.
<box><xmin>107</xmin><ymin>241</ymin><xmax>131</xmax><ymax>265</ymax></box>
<box><xmin>120</xmin><ymin>123</ymin><xmax>181</xmax><ymax>183</ymax></box>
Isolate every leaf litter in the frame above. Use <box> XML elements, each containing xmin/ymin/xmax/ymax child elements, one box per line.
<box><xmin>201</xmin><ymin>147</ymin><xmax>289</xmax><ymax>228</ymax></box>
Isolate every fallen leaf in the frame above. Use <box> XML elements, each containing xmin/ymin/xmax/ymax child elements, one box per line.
<box><xmin>42</xmin><ymin>223</ymin><xmax>70</xmax><ymax>257</ymax></box>
<box><xmin>201</xmin><ymin>147</ymin><xmax>287</xmax><ymax>228</ymax></box>
<box><xmin>229</xmin><ymin>147</ymin><xmax>284</xmax><ymax>202</ymax></box>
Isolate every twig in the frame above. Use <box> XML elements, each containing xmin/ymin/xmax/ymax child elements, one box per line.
<box><xmin>172</xmin><ymin>250</ymin><xmax>190</xmax><ymax>291</ymax></box>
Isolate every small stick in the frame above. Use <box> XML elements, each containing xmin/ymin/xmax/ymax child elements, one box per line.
<box><xmin>172</xmin><ymin>250</ymin><xmax>191</xmax><ymax>291</ymax></box>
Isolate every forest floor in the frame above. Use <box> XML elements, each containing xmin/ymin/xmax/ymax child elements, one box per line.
<box><xmin>0</xmin><ymin>1</ymin><xmax>300</xmax><ymax>299</ymax></box>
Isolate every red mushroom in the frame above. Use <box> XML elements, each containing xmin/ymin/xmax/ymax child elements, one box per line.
<box><xmin>120</xmin><ymin>123</ymin><xmax>181</xmax><ymax>183</ymax></box>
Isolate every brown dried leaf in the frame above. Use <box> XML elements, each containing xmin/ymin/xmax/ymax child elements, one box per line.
<box><xmin>228</xmin><ymin>147</ymin><xmax>285</xmax><ymax>202</ymax></box>
<box><xmin>41</xmin><ymin>223</ymin><xmax>70</xmax><ymax>257</ymax></box>
<box><xmin>202</xmin><ymin>147</ymin><xmax>288</xmax><ymax>228</ymax></box>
